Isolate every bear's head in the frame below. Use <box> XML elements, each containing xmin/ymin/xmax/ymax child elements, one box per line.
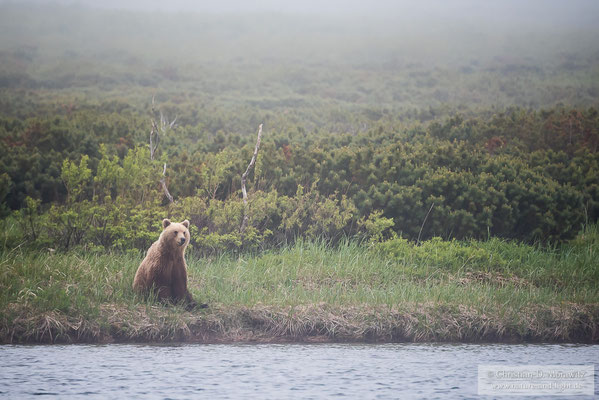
<box><xmin>159</xmin><ymin>219</ymin><xmax>190</xmax><ymax>251</ymax></box>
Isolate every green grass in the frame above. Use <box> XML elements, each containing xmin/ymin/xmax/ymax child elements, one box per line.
<box><xmin>1</xmin><ymin>228</ymin><xmax>598</xmax><ymax>343</ymax></box>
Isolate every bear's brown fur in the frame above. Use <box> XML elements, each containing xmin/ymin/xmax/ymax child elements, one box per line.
<box><xmin>133</xmin><ymin>219</ymin><xmax>197</xmax><ymax>309</ymax></box>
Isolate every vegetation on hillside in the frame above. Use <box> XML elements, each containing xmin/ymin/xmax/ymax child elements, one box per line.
<box><xmin>1</xmin><ymin>5</ymin><xmax>598</xmax><ymax>251</ymax></box>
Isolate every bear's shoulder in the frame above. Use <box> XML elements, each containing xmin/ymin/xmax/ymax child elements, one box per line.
<box><xmin>145</xmin><ymin>239</ymin><xmax>162</xmax><ymax>255</ymax></box>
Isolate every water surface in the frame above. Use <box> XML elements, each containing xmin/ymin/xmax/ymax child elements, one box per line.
<box><xmin>0</xmin><ymin>343</ymin><xmax>597</xmax><ymax>399</ymax></box>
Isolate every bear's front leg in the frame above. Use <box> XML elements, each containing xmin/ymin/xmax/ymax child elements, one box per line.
<box><xmin>155</xmin><ymin>285</ymin><xmax>172</xmax><ymax>303</ymax></box>
<box><xmin>171</xmin><ymin>267</ymin><xmax>197</xmax><ymax>310</ymax></box>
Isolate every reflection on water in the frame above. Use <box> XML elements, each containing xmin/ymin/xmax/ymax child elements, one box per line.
<box><xmin>0</xmin><ymin>343</ymin><xmax>597</xmax><ymax>399</ymax></box>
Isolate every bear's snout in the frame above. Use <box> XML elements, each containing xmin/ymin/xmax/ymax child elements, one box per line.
<box><xmin>179</xmin><ymin>237</ymin><xmax>186</xmax><ymax>246</ymax></box>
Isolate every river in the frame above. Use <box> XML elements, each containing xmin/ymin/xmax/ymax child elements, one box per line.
<box><xmin>1</xmin><ymin>343</ymin><xmax>597</xmax><ymax>399</ymax></box>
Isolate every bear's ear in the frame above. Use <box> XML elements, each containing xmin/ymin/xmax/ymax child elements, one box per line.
<box><xmin>162</xmin><ymin>219</ymin><xmax>171</xmax><ymax>229</ymax></box>
<box><xmin>181</xmin><ymin>219</ymin><xmax>190</xmax><ymax>228</ymax></box>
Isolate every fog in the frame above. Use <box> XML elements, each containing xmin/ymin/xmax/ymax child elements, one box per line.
<box><xmin>12</xmin><ymin>0</ymin><xmax>599</xmax><ymax>26</ymax></box>
<box><xmin>1</xmin><ymin>0</ymin><xmax>598</xmax><ymax>114</ymax></box>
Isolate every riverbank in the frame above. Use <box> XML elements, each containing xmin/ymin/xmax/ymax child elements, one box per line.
<box><xmin>2</xmin><ymin>229</ymin><xmax>598</xmax><ymax>344</ymax></box>
<box><xmin>5</xmin><ymin>301</ymin><xmax>597</xmax><ymax>344</ymax></box>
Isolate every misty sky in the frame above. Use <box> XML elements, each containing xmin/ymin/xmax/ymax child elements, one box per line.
<box><xmin>9</xmin><ymin>0</ymin><xmax>599</xmax><ymax>26</ymax></box>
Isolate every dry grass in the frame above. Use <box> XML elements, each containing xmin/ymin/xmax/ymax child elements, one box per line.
<box><xmin>2</xmin><ymin>301</ymin><xmax>597</xmax><ymax>344</ymax></box>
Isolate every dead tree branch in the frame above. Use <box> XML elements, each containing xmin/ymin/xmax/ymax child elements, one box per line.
<box><xmin>240</xmin><ymin>124</ymin><xmax>263</xmax><ymax>234</ymax></box>
<box><xmin>149</xmin><ymin>96</ymin><xmax>177</xmax><ymax>203</ymax></box>
<box><xmin>149</xmin><ymin>96</ymin><xmax>158</xmax><ymax>161</ymax></box>
<box><xmin>417</xmin><ymin>202</ymin><xmax>435</xmax><ymax>245</ymax></box>
<box><xmin>160</xmin><ymin>163</ymin><xmax>174</xmax><ymax>204</ymax></box>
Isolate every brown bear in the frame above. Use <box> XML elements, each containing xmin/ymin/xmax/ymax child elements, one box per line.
<box><xmin>133</xmin><ymin>219</ymin><xmax>197</xmax><ymax>310</ymax></box>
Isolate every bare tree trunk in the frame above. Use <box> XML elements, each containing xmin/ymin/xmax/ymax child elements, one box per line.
<box><xmin>160</xmin><ymin>163</ymin><xmax>174</xmax><ymax>204</ymax></box>
<box><xmin>240</xmin><ymin>124</ymin><xmax>263</xmax><ymax>234</ymax></box>
<box><xmin>149</xmin><ymin>96</ymin><xmax>159</xmax><ymax>161</ymax></box>
<box><xmin>149</xmin><ymin>96</ymin><xmax>176</xmax><ymax>204</ymax></box>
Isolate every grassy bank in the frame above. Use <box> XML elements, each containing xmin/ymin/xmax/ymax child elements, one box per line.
<box><xmin>1</xmin><ymin>226</ymin><xmax>598</xmax><ymax>344</ymax></box>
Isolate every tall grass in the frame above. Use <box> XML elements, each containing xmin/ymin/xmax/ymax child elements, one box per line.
<box><xmin>1</xmin><ymin>227</ymin><xmax>598</xmax><ymax>343</ymax></box>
